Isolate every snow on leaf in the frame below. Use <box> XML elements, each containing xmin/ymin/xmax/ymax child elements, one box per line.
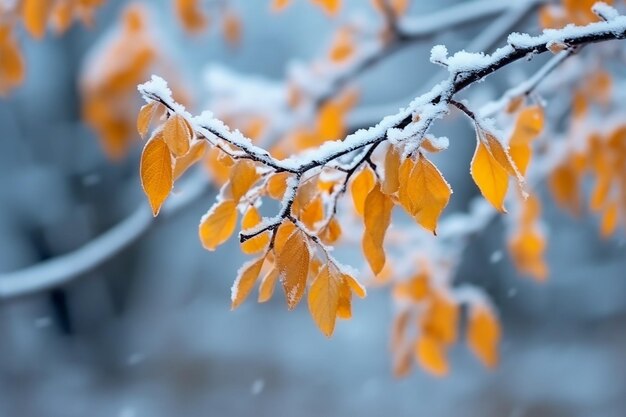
<box><xmin>231</xmin><ymin>255</ymin><xmax>266</xmax><ymax>310</ymax></box>
<box><xmin>140</xmin><ymin>134</ymin><xmax>173</xmax><ymax>216</ymax></box>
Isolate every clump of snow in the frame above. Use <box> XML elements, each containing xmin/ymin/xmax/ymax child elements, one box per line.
<box><xmin>592</xmin><ymin>2</ymin><xmax>619</xmax><ymax>21</ymax></box>
<box><xmin>430</xmin><ymin>45</ymin><xmax>448</xmax><ymax>66</ymax></box>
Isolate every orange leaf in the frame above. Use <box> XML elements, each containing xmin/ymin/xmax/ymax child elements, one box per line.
<box><xmin>362</xmin><ymin>183</ymin><xmax>393</xmax><ymax>275</ymax></box>
<box><xmin>600</xmin><ymin>200</ymin><xmax>619</xmax><ymax>237</ymax></box>
<box><xmin>319</xmin><ymin>217</ymin><xmax>342</xmax><ymax>244</ymax></box>
<box><xmin>467</xmin><ymin>306</ymin><xmax>501</xmax><ymax>368</ymax></box>
<box><xmin>471</xmin><ymin>141</ymin><xmax>509</xmax><ymax>212</ymax></box>
<box><xmin>241</xmin><ymin>206</ymin><xmax>270</xmax><ymax>254</ymax></box>
<box><xmin>317</xmin><ymin>102</ymin><xmax>345</xmax><ymax>141</ymax></box>
<box><xmin>271</xmin><ymin>0</ymin><xmax>291</xmax><ymax>11</ymax></box>
<box><xmin>175</xmin><ymin>0</ymin><xmax>209</xmax><ymax>33</ymax></box>
<box><xmin>415</xmin><ymin>335</ymin><xmax>449</xmax><ymax>377</ymax></box>
<box><xmin>310</xmin><ymin>0</ymin><xmax>341</xmax><ymax>15</ymax></box>
<box><xmin>258</xmin><ymin>267</ymin><xmax>280</xmax><ymax>303</ymax></box>
<box><xmin>277</xmin><ymin>229</ymin><xmax>310</xmax><ymax>310</ymax></box>
<box><xmin>548</xmin><ymin>162</ymin><xmax>580</xmax><ymax>215</ymax></box>
<box><xmin>308</xmin><ymin>264</ymin><xmax>342</xmax><ymax>336</ymax></box>
<box><xmin>351</xmin><ymin>166</ymin><xmax>376</xmax><ymax>216</ymax></box>
<box><xmin>222</xmin><ymin>11</ymin><xmax>241</xmax><ymax>47</ymax></box>
<box><xmin>0</xmin><ymin>28</ymin><xmax>24</xmax><ymax>95</ymax></box>
<box><xmin>382</xmin><ymin>145</ymin><xmax>401</xmax><ymax>195</ymax></box>
<box><xmin>229</xmin><ymin>160</ymin><xmax>260</xmax><ymax>202</ymax></box>
<box><xmin>173</xmin><ymin>139</ymin><xmax>208</xmax><ymax>180</ymax></box>
<box><xmin>137</xmin><ymin>102</ymin><xmax>158</xmax><ymax>138</ymax></box>
<box><xmin>336</xmin><ymin>280</ymin><xmax>352</xmax><ymax>319</ymax></box>
<box><xmin>198</xmin><ymin>200</ymin><xmax>238</xmax><ymax>251</ymax></box>
<box><xmin>22</xmin><ymin>0</ymin><xmax>52</xmax><ymax>39</ymax></box>
<box><xmin>509</xmin><ymin>106</ymin><xmax>544</xmax><ymax>175</ymax></box>
<box><xmin>231</xmin><ymin>256</ymin><xmax>265</xmax><ymax>309</ymax></box>
<box><xmin>423</xmin><ymin>294</ymin><xmax>459</xmax><ymax>345</ymax></box>
<box><xmin>140</xmin><ymin>135</ymin><xmax>173</xmax><ymax>216</ymax></box>
<box><xmin>163</xmin><ymin>114</ymin><xmax>191</xmax><ymax>157</ymax></box>
<box><xmin>400</xmin><ymin>154</ymin><xmax>452</xmax><ymax>234</ymax></box>
<box><xmin>371</xmin><ymin>0</ymin><xmax>409</xmax><ymax>16</ymax></box>
<box><xmin>267</xmin><ymin>172</ymin><xmax>291</xmax><ymax>200</ymax></box>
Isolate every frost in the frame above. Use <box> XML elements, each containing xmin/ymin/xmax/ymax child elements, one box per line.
<box><xmin>592</xmin><ymin>2</ymin><xmax>619</xmax><ymax>21</ymax></box>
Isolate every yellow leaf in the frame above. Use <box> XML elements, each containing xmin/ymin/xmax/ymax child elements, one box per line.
<box><xmin>343</xmin><ymin>273</ymin><xmax>366</xmax><ymax>298</ymax></box>
<box><xmin>319</xmin><ymin>217</ymin><xmax>342</xmax><ymax>245</ymax></box>
<box><xmin>362</xmin><ymin>183</ymin><xmax>393</xmax><ymax>275</ymax></box>
<box><xmin>198</xmin><ymin>200</ymin><xmax>238</xmax><ymax>251</ymax></box>
<box><xmin>140</xmin><ymin>135</ymin><xmax>173</xmax><ymax>216</ymax></box>
<box><xmin>163</xmin><ymin>114</ymin><xmax>191</xmax><ymax>157</ymax></box>
<box><xmin>231</xmin><ymin>256</ymin><xmax>265</xmax><ymax>309</ymax></box>
<box><xmin>222</xmin><ymin>10</ymin><xmax>241</xmax><ymax>47</ymax></box>
<box><xmin>317</xmin><ymin>102</ymin><xmax>345</xmax><ymax>141</ymax></box>
<box><xmin>508</xmin><ymin>227</ymin><xmax>548</xmax><ymax>281</ymax></box>
<box><xmin>351</xmin><ymin>166</ymin><xmax>376</xmax><ymax>216</ymax></box>
<box><xmin>277</xmin><ymin>229</ymin><xmax>310</xmax><ymax>310</ymax></box>
<box><xmin>274</xmin><ymin>221</ymin><xmax>296</xmax><ymax>254</ymax></box>
<box><xmin>467</xmin><ymin>306</ymin><xmax>501</xmax><ymax>368</ymax></box>
<box><xmin>0</xmin><ymin>28</ymin><xmax>24</xmax><ymax>95</ymax></box>
<box><xmin>336</xmin><ymin>281</ymin><xmax>352</xmax><ymax>319</ymax></box>
<box><xmin>509</xmin><ymin>106</ymin><xmax>544</xmax><ymax>175</ymax></box>
<box><xmin>241</xmin><ymin>206</ymin><xmax>270</xmax><ymax>254</ymax></box>
<box><xmin>267</xmin><ymin>172</ymin><xmax>291</xmax><ymax>200</ymax></box>
<box><xmin>371</xmin><ymin>0</ymin><xmax>409</xmax><ymax>16</ymax></box>
<box><xmin>600</xmin><ymin>200</ymin><xmax>619</xmax><ymax>237</ymax></box>
<box><xmin>423</xmin><ymin>294</ymin><xmax>458</xmax><ymax>345</ymax></box>
<box><xmin>300</xmin><ymin>194</ymin><xmax>324</xmax><ymax>230</ymax></box>
<box><xmin>137</xmin><ymin>102</ymin><xmax>158</xmax><ymax>138</ymax></box>
<box><xmin>271</xmin><ymin>0</ymin><xmax>291</xmax><ymax>12</ymax></box>
<box><xmin>308</xmin><ymin>264</ymin><xmax>342</xmax><ymax>336</ymax></box>
<box><xmin>310</xmin><ymin>0</ymin><xmax>341</xmax><ymax>15</ymax></box>
<box><xmin>173</xmin><ymin>139</ymin><xmax>208</xmax><ymax>180</ymax></box>
<box><xmin>175</xmin><ymin>0</ymin><xmax>209</xmax><ymax>33</ymax></box>
<box><xmin>258</xmin><ymin>267</ymin><xmax>279</xmax><ymax>303</ymax></box>
<box><xmin>471</xmin><ymin>141</ymin><xmax>509</xmax><ymax>212</ymax></box>
<box><xmin>329</xmin><ymin>27</ymin><xmax>355</xmax><ymax>63</ymax></box>
<box><xmin>548</xmin><ymin>162</ymin><xmax>580</xmax><ymax>215</ymax></box>
<box><xmin>393</xmin><ymin>273</ymin><xmax>429</xmax><ymax>301</ymax></box>
<box><xmin>415</xmin><ymin>335</ymin><xmax>449</xmax><ymax>377</ymax></box>
<box><xmin>229</xmin><ymin>160</ymin><xmax>260</xmax><ymax>202</ymax></box>
<box><xmin>382</xmin><ymin>145</ymin><xmax>401</xmax><ymax>195</ymax></box>
<box><xmin>401</xmin><ymin>154</ymin><xmax>452</xmax><ymax>234</ymax></box>
<box><xmin>22</xmin><ymin>0</ymin><xmax>52</xmax><ymax>39</ymax></box>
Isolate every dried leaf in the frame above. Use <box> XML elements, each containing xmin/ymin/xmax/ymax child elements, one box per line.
<box><xmin>382</xmin><ymin>145</ymin><xmax>401</xmax><ymax>195</ymax></box>
<box><xmin>173</xmin><ymin>139</ymin><xmax>208</xmax><ymax>180</ymax></box>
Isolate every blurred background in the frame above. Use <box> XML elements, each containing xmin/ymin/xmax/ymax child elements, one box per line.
<box><xmin>0</xmin><ymin>1</ymin><xmax>625</xmax><ymax>416</ymax></box>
